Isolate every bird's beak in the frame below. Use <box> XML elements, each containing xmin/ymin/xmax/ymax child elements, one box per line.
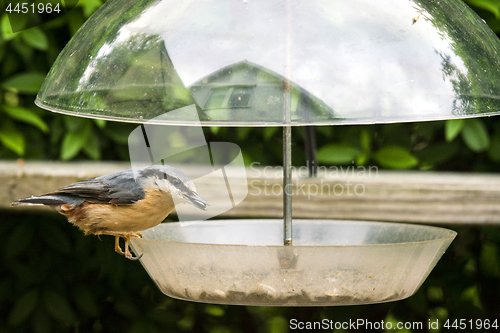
<box><xmin>183</xmin><ymin>191</ymin><xmax>209</xmax><ymax>211</ymax></box>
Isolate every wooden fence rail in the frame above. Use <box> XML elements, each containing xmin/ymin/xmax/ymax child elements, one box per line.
<box><xmin>2</xmin><ymin>161</ymin><xmax>500</xmax><ymax>225</ymax></box>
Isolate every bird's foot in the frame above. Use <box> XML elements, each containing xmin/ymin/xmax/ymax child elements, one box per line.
<box><xmin>118</xmin><ymin>234</ymin><xmax>143</xmax><ymax>260</ymax></box>
<box><xmin>103</xmin><ymin>232</ymin><xmax>143</xmax><ymax>260</ymax></box>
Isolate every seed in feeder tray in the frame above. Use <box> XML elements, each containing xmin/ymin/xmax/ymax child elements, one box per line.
<box><xmin>152</xmin><ymin>262</ymin><xmax>409</xmax><ymax>305</ymax></box>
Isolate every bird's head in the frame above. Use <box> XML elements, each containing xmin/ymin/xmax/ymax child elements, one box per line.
<box><xmin>137</xmin><ymin>165</ymin><xmax>209</xmax><ymax>210</ymax></box>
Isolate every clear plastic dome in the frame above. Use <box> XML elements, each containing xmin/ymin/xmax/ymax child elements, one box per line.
<box><xmin>36</xmin><ymin>0</ymin><xmax>500</xmax><ymax>126</ymax></box>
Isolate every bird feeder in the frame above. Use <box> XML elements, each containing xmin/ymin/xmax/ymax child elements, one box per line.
<box><xmin>36</xmin><ymin>0</ymin><xmax>500</xmax><ymax>306</ymax></box>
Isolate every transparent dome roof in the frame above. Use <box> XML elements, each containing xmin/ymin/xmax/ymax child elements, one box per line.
<box><xmin>36</xmin><ymin>0</ymin><xmax>500</xmax><ymax>126</ymax></box>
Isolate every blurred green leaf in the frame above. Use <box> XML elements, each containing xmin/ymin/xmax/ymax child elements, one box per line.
<box><xmin>1</xmin><ymin>14</ymin><xmax>19</xmax><ymax>40</ymax></box>
<box><xmin>266</xmin><ymin>317</ymin><xmax>288</xmax><ymax>333</ymax></box>
<box><xmin>65</xmin><ymin>9</ymin><xmax>85</xmax><ymax>35</ymax></box>
<box><xmin>315</xmin><ymin>125</ymin><xmax>332</xmax><ymax>138</ymax></box>
<box><xmin>0</xmin><ymin>121</ymin><xmax>25</xmax><ymax>155</ymax></box>
<box><xmin>461</xmin><ymin>118</ymin><xmax>490</xmax><ymax>152</ymax></box>
<box><xmin>93</xmin><ymin>118</ymin><xmax>106</xmax><ymax>129</ymax></box>
<box><xmin>373</xmin><ymin>146</ymin><xmax>419</xmax><ymax>169</ymax></box>
<box><xmin>317</xmin><ymin>143</ymin><xmax>361</xmax><ymax>164</ymax></box>
<box><xmin>4</xmin><ymin>91</ymin><xmax>19</xmax><ymax>106</ymax></box>
<box><xmin>385</xmin><ymin>314</ymin><xmax>411</xmax><ymax>333</ymax></box>
<box><xmin>82</xmin><ymin>133</ymin><xmax>101</xmax><ymax>160</ymax></box>
<box><xmin>177</xmin><ymin>312</ymin><xmax>194</xmax><ymax>330</ymax></box>
<box><xmin>461</xmin><ymin>285</ymin><xmax>484</xmax><ymax>310</ymax></box>
<box><xmin>43</xmin><ymin>290</ymin><xmax>77</xmax><ymax>324</ymax></box>
<box><xmin>63</xmin><ymin>116</ymin><xmax>86</xmax><ymax>132</ymax></box>
<box><xmin>61</xmin><ymin>132</ymin><xmax>86</xmax><ymax>160</ymax></box>
<box><xmin>445</xmin><ymin>119</ymin><xmax>465</xmax><ymax>142</ymax></box>
<box><xmin>238</xmin><ymin>127</ymin><xmax>252</xmax><ymax>140</ymax></box>
<box><xmin>205</xmin><ymin>305</ymin><xmax>225</xmax><ymax>317</ymax></box>
<box><xmin>427</xmin><ymin>286</ymin><xmax>444</xmax><ymax>302</ymax></box>
<box><xmin>79</xmin><ymin>0</ymin><xmax>103</xmax><ymax>17</ymax></box>
<box><xmin>360</xmin><ymin>129</ymin><xmax>371</xmax><ymax>152</ymax></box>
<box><xmin>2</xmin><ymin>72</ymin><xmax>46</xmax><ymax>94</ymax></box>
<box><xmin>416</xmin><ymin>141</ymin><xmax>460</xmax><ymax>166</ymax></box>
<box><xmin>12</xmin><ymin>36</ymin><xmax>35</xmax><ymax>64</ymax></box>
<box><xmin>3</xmin><ymin>106</ymin><xmax>49</xmax><ymax>132</ymax></box>
<box><xmin>21</xmin><ymin>27</ymin><xmax>48</xmax><ymax>50</ymax></box>
<box><xmin>488</xmin><ymin>131</ymin><xmax>500</xmax><ymax>162</ymax></box>
<box><xmin>2</xmin><ymin>53</ymin><xmax>21</xmax><ymax>77</ymax></box>
<box><xmin>60</xmin><ymin>121</ymin><xmax>92</xmax><ymax>160</ymax></box>
<box><xmin>356</xmin><ymin>153</ymin><xmax>369</xmax><ymax>166</ymax></box>
<box><xmin>465</xmin><ymin>0</ymin><xmax>500</xmax><ymax>18</ymax></box>
<box><xmin>264</xmin><ymin>127</ymin><xmax>279</xmax><ymax>140</ymax></box>
<box><xmin>480</xmin><ymin>242</ymin><xmax>500</xmax><ymax>277</ymax></box>
<box><xmin>8</xmin><ymin>290</ymin><xmax>39</xmax><ymax>326</ymax></box>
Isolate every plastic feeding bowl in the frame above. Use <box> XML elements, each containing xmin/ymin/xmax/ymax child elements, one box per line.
<box><xmin>35</xmin><ymin>0</ymin><xmax>500</xmax><ymax>306</ymax></box>
<box><xmin>130</xmin><ymin>220</ymin><xmax>456</xmax><ymax>306</ymax></box>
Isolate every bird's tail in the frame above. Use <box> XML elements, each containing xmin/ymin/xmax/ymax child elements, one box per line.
<box><xmin>11</xmin><ymin>195</ymin><xmax>71</xmax><ymax>207</ymax></box>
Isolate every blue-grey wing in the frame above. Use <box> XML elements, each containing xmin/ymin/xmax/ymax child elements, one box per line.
<box><xmin>12</xmin><ymin>169</ymin><xmax>145</xmax><ymax>207</ymax></box>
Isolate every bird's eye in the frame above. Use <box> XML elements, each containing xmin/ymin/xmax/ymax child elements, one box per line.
<box><xmin>171</xmin><ymin>177</ymin><xmax>180</xmax><ymax>186</ymax></box>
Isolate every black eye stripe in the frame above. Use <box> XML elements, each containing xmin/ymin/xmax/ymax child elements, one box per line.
<box><xmin>140</xmin><ymin>168</ymin><xmax>188</xmax><ymax>191</ymax></box>
<box><xmin>160</xmin><ymin>172</ymin><xmax>183</xmax><ymax>188</ymax></box>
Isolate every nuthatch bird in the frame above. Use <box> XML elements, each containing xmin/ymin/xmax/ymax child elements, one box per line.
<box><xmin>11</xmin><ymin>165</ymin><xmax>209</xmax><ymax>260</ymax></box>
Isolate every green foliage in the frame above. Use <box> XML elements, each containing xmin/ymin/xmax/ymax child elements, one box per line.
<box><xmin>21</xmin><ymin>28</ymin><xmax>49</xmax><ymax>51</ymax></box>
<box><xmin>0</xmin><ymin>0</ymin><xmax>134</xmax><ymax>161</ymax></box>
<box><xmin>3</xmin><ymin>105</ymin><xmax>48</xmax><ymax>132</ymax></box>
<box><xmin>60</xmin><ymin>118</ymin><xmax>92</xmax><ymax>160</ymax></box>
<box><xmin>373</xmin><ymin>146</ymin><xmax>419</xmax><ymax>169</ymax></box>
<box><xmin>445</xmin><ymin>119</ymin><xmax>465</xmax><ymax>142</ymax></box>
<box><xmin>2</xmin><ymin>72</ymin><xmax>45</xmax><ymax>94</ymax></box>
<box><xmin>0</xmin><ymin>119</ymin><xmax>25</xmax><ymax>155</ymax></box>
<box><xmin>461</xmin><ymin>118</ymin><xmax>490</xmax><ymax>152</ymax></box>
<box><xmin>465</xmin><ymin>0</ymin><xmax>500</xmax><ymax>32</ymax></box>
<box><xmin>465</xmin><ymin>0</ymin><xmax>500</xmax><ymax>19</ymax></box>
<box><xmin>316</xmin><ymin>143</ymin><xmax>361</xmax><ymax>165</ymax></box>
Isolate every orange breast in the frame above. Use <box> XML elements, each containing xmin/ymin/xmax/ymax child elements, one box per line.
<box><xmin>61</xmin><ymin>189</ymin><xmax>176</xmax><ymax>234</ymax></box>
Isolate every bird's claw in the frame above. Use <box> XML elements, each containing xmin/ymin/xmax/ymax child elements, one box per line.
<box><xmin>118</xmin><ymin>249</ymin><xmax>144</xmax><ymax>261</ymax></box>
